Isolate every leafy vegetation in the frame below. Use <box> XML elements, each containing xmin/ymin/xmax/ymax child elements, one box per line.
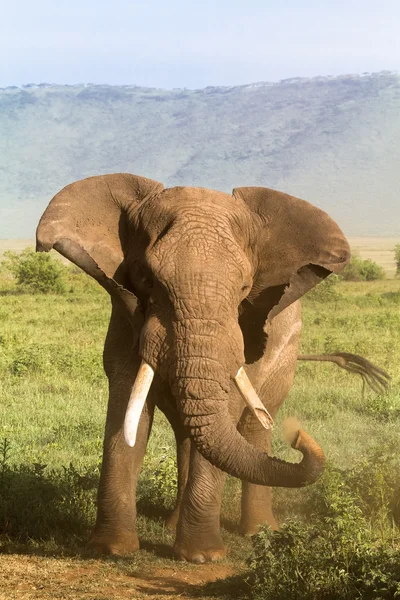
<box><xmin>339</xmin><ymin>254</ymin><xmax>386</xmax><ymax>281</ymax></box>
<box><xmin>2</xmin><ymin>247</ymin><xmax>68</xmax><ymax>293</ymax></box>
<box><xmin>305</xmin><ymin>274</ymin><xmax>341</xmax><ymax>302</ymax></box>
<box><xmin>0</xmin><ymin>444</ymin><xmax>97</xmax><ymax>548</ymax></box>
<box><xmin>0</xmin><ymin>253</ymin><xmax>399</xmax><ymax>598</ymax></box>
<box><xmin>395</xmin><ymin>244</ymin><xmax>400</xmax><ymax>276</ymax></box>
<box><xmin>2</xmin><ymin>72</ymin><xmax>400</xmax><ymax>239</ymax></box>
<box><xmin>248</xmin><ymin>461</ymin><xmax>400</xmax><ymax>600</ymax></box>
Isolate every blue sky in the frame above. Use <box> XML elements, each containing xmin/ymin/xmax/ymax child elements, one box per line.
<box><xmin>2</xmin><ymin>0</ymin><xmax>400</xmax><ymax>88</ymax></box>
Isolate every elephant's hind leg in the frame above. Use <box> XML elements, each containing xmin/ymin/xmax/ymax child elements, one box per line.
<box><xmin>159</xmin><ymin>402</ymin><xmax>191</xmax><ymax>531</ymax></box>
<box><xmin>238</xmin><ymin>408</ymin><xmax>278</xmax><ymax>535</ymax></box>
<box><xmin>166</xmin><ymin>432</ymin><xmax>191</xmax><ymax>531</ymax></box>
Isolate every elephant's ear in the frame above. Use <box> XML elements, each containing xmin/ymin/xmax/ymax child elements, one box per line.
<box><xmin>233</xmin><ymin>187</ymin><xmax>350</xmax><ymax>363</ymax></box>
<box><xmin>36</xmin><ymin>173</ymin><xmax>164</xmax><ymax>317</ymax></box>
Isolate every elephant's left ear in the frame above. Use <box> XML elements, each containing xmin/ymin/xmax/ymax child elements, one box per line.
<box><xmin>233</xmin><ymin>187</ymin><xmax>350</xmax><ymax>361</ymax></box>
<box><xmin>36</xmin><ymin>173</ymin><xmax>164</xmax><ymax>320</ymax></box>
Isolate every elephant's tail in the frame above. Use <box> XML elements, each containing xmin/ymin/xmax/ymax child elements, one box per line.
<box><xmin>297</xmin><ymin>352</ymin><xmax>391</xmax><ymax>396</ymax></box>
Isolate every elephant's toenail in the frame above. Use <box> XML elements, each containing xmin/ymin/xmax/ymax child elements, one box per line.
<box><xmin>210</xmin><ymin>552</ymin><xmax>222</xmax><ymax>562</ymax></box>
<box><xmin>192</xmin><ymin>554</ymin><xmax>206</xmax><ymax>564</ymax></box>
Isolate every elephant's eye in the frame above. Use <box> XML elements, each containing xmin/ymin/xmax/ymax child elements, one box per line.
<box><xmin>240</xmin><ymin>282</ymin><xmax>252</xmax><ymax>299</ymax></box>
<box><xmin>132</xmin><ymin>266</ymin><xmax>154</xmax><ymax>296</ymax></box>
<box><xmin>141</xmin><ymin>276</ymin><xmax>153</xmax><ymax>288</ymax></box>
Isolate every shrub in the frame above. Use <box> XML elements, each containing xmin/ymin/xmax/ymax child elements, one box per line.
<box><xmin>0</xmin><ymin>439</ymin><xmax>98</xmax><ymax>547</ymax></box>
<box><xmin>339</xmin><ymin>254</ymin><xmax>386</xmax><ymax>282</ymax></box>
<box><xmin>305</xmin><ymin>274</ymin><xmax>341</xmax><ymax>302</ymax></box>
<box><xmin>250</xmin><ymin>521</ymin><xmax>400</xmax><ymax>600</ymax></box>
<box><xmin>395</xmin><ymin>244</ymin><xmax>400</xmax><ymax>276</ymax></box>
<box><xmin>2</xmin><ymin>248</ymin><xmax>67</xmax><ymax>294</ymax></box>
<box><xmin>248</xmin><ymin>461</ymin><xmax>400</xmax><ymax>600</ymax></box>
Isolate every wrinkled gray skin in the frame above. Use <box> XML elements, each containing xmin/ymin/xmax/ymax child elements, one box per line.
<box><xmin>37</xmin><ymin>174</ymin><xmax>351</xmax><ymax>563</ymax></box>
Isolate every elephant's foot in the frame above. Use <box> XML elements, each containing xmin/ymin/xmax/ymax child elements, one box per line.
<box><xmin>88</xmin><ymin>529</ymin><xmax>140</xmax><ymax>556</ymax></box>
<box><xmin>173</xmin><ymin>533</ymin><xmax>227</xmax><ymax>564</ymax></box>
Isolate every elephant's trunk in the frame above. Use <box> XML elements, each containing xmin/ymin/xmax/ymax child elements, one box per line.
<box><xmin>170</xmin><ymin>320</ymin><xmax>325</xmax><ymax>488</ymax></box>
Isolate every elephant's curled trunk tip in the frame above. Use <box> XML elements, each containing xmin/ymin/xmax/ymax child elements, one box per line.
<box><xmin>290</xmin><ymin>429</ymin><xmax>302</xmax><ymax>450</ymax></box>
<box><xmin>292</xmin><ymin>428</ymin><xmax>326</xmax><ymax>484</ymax></box>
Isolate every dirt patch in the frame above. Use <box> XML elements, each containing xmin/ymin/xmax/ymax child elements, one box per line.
<box><xmin>0</xmin><ymin>554</ymin><xmax>239</xmax><ymax>600</ymax></box>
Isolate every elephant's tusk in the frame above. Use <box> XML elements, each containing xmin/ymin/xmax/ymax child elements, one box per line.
<box><xmin>124</xmin><ymin>360</ymin><xmax>155</xmax><ymax>447</ymax></box>
<box><xmin>234</xmin><ymin>367</ymin><xmax>274</xmax><ymax>430</ymax></box>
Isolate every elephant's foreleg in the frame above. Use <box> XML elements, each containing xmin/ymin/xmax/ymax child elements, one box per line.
<box><xmin>238</xmin><ymin>407</ymin><xmax>278</xmax><ymax>534</ymax></box>
<box><xmin>89</xmin><ymin>365</ymin><xmax>155</xmax><ymax>556</ymax></box>
<box><xmin>173</xmin><ymin>444</ymin><xmax>227</xmax><ymax>563</ymax></box>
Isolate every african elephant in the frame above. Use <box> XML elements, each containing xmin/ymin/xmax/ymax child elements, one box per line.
<box><xmin>37</xmin><ymin>174</ymin><xmax>352</xmax><ymax>563</ymax></box>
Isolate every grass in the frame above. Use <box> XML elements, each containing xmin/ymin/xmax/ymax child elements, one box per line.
<box><xmin>0</xmin><ymin>257</ymin><xmax>399</xmax><ymax>598</ymax></box>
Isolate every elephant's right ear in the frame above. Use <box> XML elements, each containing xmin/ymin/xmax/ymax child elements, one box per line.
<box><xmin>36</xmin><ymin>173</ymin><xmax>163</xmax><ymax>316</ymax></box>
<box><xmin>233</xmin><ymin>186</ymin><xmax>350</xmax><ymax>363</ymax></box>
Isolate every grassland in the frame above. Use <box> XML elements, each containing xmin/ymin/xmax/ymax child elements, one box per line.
<box><xmin>0</xmin><ymin>248</ymin><xmax>399</xmax><ymax>599</ymax></box>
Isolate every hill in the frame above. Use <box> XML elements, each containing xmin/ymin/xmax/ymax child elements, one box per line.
<box><xmin>1</xmin><ymin>72</ymin><xmax>400</xmax><ymax>238</ymax></box>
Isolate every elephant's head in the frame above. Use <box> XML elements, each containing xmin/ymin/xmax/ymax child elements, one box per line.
<box><xmin>37</xmin><ymin>174</ymin><xmax>350</xmax><ymax>488</ymax></box>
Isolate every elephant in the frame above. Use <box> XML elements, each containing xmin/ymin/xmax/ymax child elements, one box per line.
<box><xmin>36</xmin><ymin>173</ymin><xmax>358</xmax><ymax>563</ymax></box>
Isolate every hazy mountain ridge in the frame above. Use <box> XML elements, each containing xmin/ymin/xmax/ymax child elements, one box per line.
<box><xmin>1</xmin><ymin>72</ymin><xmax>399</xmax><ymax>238</ymax></box>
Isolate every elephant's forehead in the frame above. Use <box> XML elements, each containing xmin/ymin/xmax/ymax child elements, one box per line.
<box><xmin>160</xmin><ymin>186</ymin><xmax>235</xmax><ymax>210</ymax></box>
<box><xmin>137</xmin><ymin>186</ymin><xmax>249</xmax><ymax>236</ymax></box>
<box><xmin>137</xmin><ymin>186</ymin><xmax>253</xmax><ymax>277</ymax></box>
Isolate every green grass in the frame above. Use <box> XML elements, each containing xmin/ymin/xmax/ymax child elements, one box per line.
<box><xmin>0</xmin><ymin>266</ymin><xmax>399</xmax><ymax>596</ymax></box>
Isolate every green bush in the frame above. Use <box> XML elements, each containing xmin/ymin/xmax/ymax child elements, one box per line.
<box><xmin>339</xmin><ymin>254</ymin><xmax>386</xmax><ymax>282</ymax></box>
<box><xmin>0</xmin><ymin>439</ymin><xmax>98</xmax><ymax>548</ymax></box>
<box><xmin>2</xmin><ymin>248</ymin><xmax>67</xmax><ymax>294</ymax></box>
<box><xmin>248</xmin><ymin>461</ymin><xmax>400</xmax><ymax>600</ymax></box>
<box><xmin>305</xmin><ymin>274</ymin><xmax>341</xmax><ymax>302</ymax></box>
<box><xmin>395</xmin><ymin>245</ymin><xmax>400</xmax><ymax>276</ymax></box>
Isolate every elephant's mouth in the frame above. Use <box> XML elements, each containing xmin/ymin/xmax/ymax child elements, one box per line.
<box><xmin>123</xmin><ymin>359</ymin><xmax>274</xmax><ymax>448</ymax></box>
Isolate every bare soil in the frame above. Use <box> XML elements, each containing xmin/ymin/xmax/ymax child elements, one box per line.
<box><xmin>0</xmin><ymin>554</ymin><xmax>239</xmax><ymax>600</ymax></box>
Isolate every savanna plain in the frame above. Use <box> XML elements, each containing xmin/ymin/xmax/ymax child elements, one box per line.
<box><xmin>0</xmin><ymin>239</ymin><xmax>399</xmax><ymax>599</ymax></box>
